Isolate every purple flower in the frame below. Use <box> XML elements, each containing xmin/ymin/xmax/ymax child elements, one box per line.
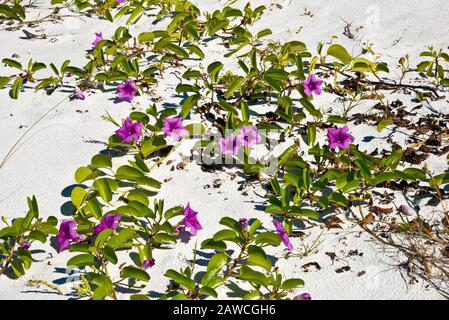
<box><xmin>219</xmin><ymin>133</ymin><xmax>239</xmax><ymax>156</ymax></box>
<box><xmin>327</xmin><ymin>126</ymin><xmax>355</xmax><ymax>150</ymax></box>
<box><xmin>115</xmin><ymin>117</ymin><xmax>144</xmax><ymax>143</ymax></box>
<box><xmin>91</xmin><ymin>32</ymin><xmax>103</xmax><ymax>48</ymax></box>
<box><xmin>237</xmin><ymin>126</ymin><xmax>261</xmax><ymax>148</ymax></box>
<box><xmin>93</xmin><ymin>214</ymin><xmax>121</xmax><ymax>235</ymax></box>
<box><xmin>56</xmin><ymin>220</ymin><xmax>84</xmax><ymax>252</ymax></box>
<box><xmin>294</xmin><ymin>293</ymin><xmax>312</xmax><ymax>300</ymax></box>
<box><xmin>117</xmin><ymin>80</ymin><xmax>139</xmax><ymax>101</ymax></box>
<box><xmin>273</xmin><ymin>220</ymin><xmax>293</xmax><ymax>251</ymax></box>
<box><xmin>239</xmin><ymin>218</ymin><xmax>249</xmax><ymax>229</ymax></box>
<box><xmin>162</xmin><ymin>117</ymin><xmax>189</xmax><ymax>141</ymax></box>
<box><xmin>398</xmin><ymin>205</ymin><xmax>415</xmax><ymax>216</ymax></box>
<box><xmin>141</xmin><ymin>258</ymin><xmax>155</xmax><ymax>270</ymax></box>
<box><xmin>116</xmin><ymin>0</ymin><xmax>127</xmax><ymax>3</ymax></box>
<box><xmin>20</xmin><ymin>242</ymin><xmax>31</xmax><ymax>250</ymax></box>
<box><xmin>74</xmin><ymin>87</ymin><xmax>85</xmax><ymax>100</ymax></box>
<box><xmin>182</xmin><ymin>203</ymin><xmax>202</xmax><ymax>236</ymax></box>
<box><xmin>303</xmin><ymin>74</ymin><xmax>323</xmax><ymax>96</ymax></box>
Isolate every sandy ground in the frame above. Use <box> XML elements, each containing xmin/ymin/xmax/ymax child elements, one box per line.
<box><xmin>0</xmin><ymin>0</ymin><xmax>449</xmax><ymax>299</ymax></box>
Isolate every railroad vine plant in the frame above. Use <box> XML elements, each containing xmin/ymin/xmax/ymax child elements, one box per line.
<box><xmin>1</xmin><ymin>0</ymin><xmax>449</xmax><ymax>299</ymax></box>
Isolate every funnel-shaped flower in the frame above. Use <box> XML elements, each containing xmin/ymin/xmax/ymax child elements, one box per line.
<box><xmin>219</xmin><ymin>133</ymin><xmax>239</xmax><ymax>156</ymax></box>
<box><xmin>273</xmin><ymin>220</ymin><xmax>293</xmax><ymax>251</ymax></box>
<box><xmin>56</xmin><ymin>220</ymin><xmax>84</xmax><ymax>252</ymax></box>
<box><xmin>162</xmin><ymin>117</ymin><xmax>189</xmax><ymax>141</ymax></box>
<box><xmin>239</xmin><ymin>218</ymin><xmax>249</xmax><ymax>229</ymax></box>
<box><xmin>93</xmin><ymin>214</ymin><xmax>121</xmax><ymax>234</ymax></box>
<box><xmin>327</xmin><ymin>125</ymin><xmax>355</xmax><ymax>150</ymax></box>
<box><xmin>20</xmin><ymin>242</ymin><xmax>31</xmax><ymax>250</ymax></box>
<box><xmin>141</xmin><ymin>258</ymin><xmax>155</xmax><ymax>270</ymax></box>
<box><xmin>182</xmin><ymin>203</ymin><xmax>202</xmax><ymax>236</ymax></box>
<box><xmin>91</xmin><ymin>32</ymin><xmax>103</xmax><ymax>48</ymax></box>
<box><xmin>294</xmin><ymin>293</ymin><xmax>312</xmax><ymax>300</ymax></box>
<box><xmin>238</xmin><ymin>126</ymin><xmax>261</xmax><ymax>148</ymax></box>
<box><xmin>115</xmin><ymin>117</ymin><xmax>144</xmax><ymax>143</ymax></box>
<box><xmin>74</xmin><ymin>88</ymin><xmax>85</xmax><ymax>100</ymax></box>
<box><xmin>303</xmin><ymin>74</ymin><xmax>323</xmax><ymax>96</ymax></box>
<box><xmin>117</xmin><ymin>80</ymin><xmax>139</xmax><ymax>101</ymax></box>
<box><xmin>398</xmin><ymin>205</ymin><xmax>415</xmax><ymax>216</ymax></box>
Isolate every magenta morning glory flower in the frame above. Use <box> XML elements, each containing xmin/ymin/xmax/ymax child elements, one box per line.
<box><xmin>162</xmin><ymin>117</ymin><xmax>189</xmax><ymax>141</ymax></box>
<box><xmin>239</xmin><ymin>218</ymin><xmax>249</xmax><ymax>229</ymax></box>
<box><xmin>327</xmin><ymin>126</ymin><xmax>355</xmax><ymax>150</ymax></box>
<box><xmin>117</xmin><ymin>80</ymin><xmax>139</xmax><ymax>101</ymax></box>
<box><xmin>398</xmin><ymin>205</ymin><xmax>415</xmax><ymax>216</ymax></box>
<box><xmin>273</xmin><ymin>220</ymin><xmax>293</xmax><ymax>251</ymax></box>
<box><xmin>294</xmin><ymin>293</ymin><xmax>312</xmax><ymax>300</ymax></box>
<box><xmin>141</xmin><ymin>258</ymin><xmax>155</xmax><ymax>270</ymax></box>
<box><xmin>219</xmin><ymin>133</ymin><xmax>239</xmax><ymax>156</ymax></box>
<box><xmin>91</xmin><ymin>32</ymin><xmax>103</xmax><ymax>48</ymax></box>
<box><xmin>237</xmin><ymin>126</ymin><xmax>261</xmax><ymax>148</ymax></box>
<box><xmin>303</xmin><ymin>74</ymin><xmax>323</xmax><ymax>96</ymax></box>
<box><xmin>20</xmin><ymin>242</ymin><xmax>31</xmax><ymax>250</ymax></box>
<box><xmin>93</xmin><ymin>214</ymin><xmax>121</xmax><ymax>235</ymax></box>
<box><xmin>182</xmin><ymin>203</ymin><xmax>202</xmax><ymax>236</ymax></box>
<box><xmin>74</xmin><ymin>87</ymin><xmax>85</xmax><ymax>100</ymax></box>
<box><xmin>56</xmin><ymin>220</ymin><xmax>84</xmax><ymax>252</ymax></box>
<box><xmin>115</xmin><ymin>117</ymin><xmax>144</xmax><ymax>143</ymax></box>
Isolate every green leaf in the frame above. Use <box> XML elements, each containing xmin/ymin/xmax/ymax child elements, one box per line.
<box><xmin>181</xmin><ymin>94</ymin><xmax>201</xmax><ymax>118</ymax></box>
<box><xmin>121</xmin><ymin>266</ymin><xmax>150</xmax><ymax>281</ymax></box>
<box><xmin>247</xmin><ymin>245</ymin><xmax>272</xmax><ymax>272</ymax></box>
<box><xmin>67</xmin><ymin>253</ymin><xmax>97</xmax><ymax>267</ymax></box>
<box><xmin>201</xmin><ymin>253</ymin><xmax>228</xmax><ymax>287</ymax></box>
<box><xmin>327</xmin><ymin>115</ymin><xmax>347</xmax><ymax>124</ymax></box>
<box><xmin>95</xmin><ymin>228</ymin><xmax>114</xmax><ymax>248</ymax></box>
<box><xmin>141</xmin><ymin>136</ymin><xmax>167</xmax><ymax>157</ymax></box>
<box><xmin>27</xmin><ymin>230</ymin><xmax>46</xmax><ymax>243</ymax></box>
<box><xmin>213</xmin><ymin>229</ymin><xmax>238</xmax><ymax>242</ymax></box>
<box><xmin>255</xmin><ymin>232</ymin><xmax>281</xmax><ymax>246</ymax></box>
<box><xmin>75</xmin><ymin>166</ymin><xmax>94</xmax><ymax>184</ymax></box>
<box><xmin>91</xmin><ymin>154</ymin><xmax>112</xmax><ymax>169</ymax></box>
<box><xmin>199</xmin><ymin>286</ymin><xmax>218</xmax><ymax>297</ymax></box>
<box><xmin>153</xmin><ymin>233</ymin><xmax>177</xmax><ymax>244</ymax></box>
<box><xmin>164</xmin><ymin>43</ymin><xmax>189</xmax><ymax>58</ymax></box>
<box><xmin>103</xmin><ymin>245</ymin><xmax>118</xmax><ymax>265</ymax></box>
<box><xmin>257</xmin><ymin>29</ymin><xmax>272</xmax><ymax>39</ymax></box>
<box><xmin>165</xmin><ymin>270</ymin><xmax>196</xmax><ymax>291</ymax></box>
<box><xmin>186</xmin><ymin>44</ymin><xmax>205</xmax><ymax>59</ymax></box>
<box><xmin>0</xmin><ymin>76</ymin><xmax>10</xmax><ymax>89</ymax></box>
<box><xmin>219</xmin><ymin>217</ymin><xmax>242</xmax><ymax>233</ymax></box>
<box><xmin>207</xmin><ymin>61</ymin><xmax>223</xmax><ymax>82</ymax></box>
<box><xmin>2</xmin><ymin>58</ymin><xmax>22</xmax><ymax>70</ymax></box>
<box><xmin>238</xmin><ymin>265</ymin><xmax>269</xmax><ymax>286</ymax></box>
<box><xmin>11</xmin><ymin>260</ymin><xmax>25</xmax><ymax>277</ymax></box>
<box><xmin>71</xmin><ymin>186</ymin><xmax>88</xmax><ymax>208</ymax></box>
<box><xmin>11</xmin><ymin>77</ymin><xmax>23</xmax><ymax>99</ymax></box>
<box><xmin>224</xmin><ymin>76</ymin><xmax>244</xmax><ymax>99</ymax></box>
<box><xmin>201</xmin><ymin>238</ymin><xmax>227</xmax><ymax>251</ymax></box>
<box><xmin>116</xmin><ymin>165</ymin><xmax>144</xmax><ymax>181</ymax></box>
<box><xmin>126</xmin><ymin>5</ymin><xmax>144</xmax><ymax>25</ymax></box>
<box><xmin>281</xmin><ymin>278</ymin><xmax>304</xmax><ymax>290</ymax></box>
<box><xmin>138</xmin><ymin>32</ymin><xmax>155</xmax><ymax>43</ymax></box>
<box><xmin>377</xmin><ymin>118</ymin><xmax>393</xmax><ymax>132</ymax></box>
<box><xmin>370</xmin><ymin>172</ymin><xmax>396</xmax><ymax>186</ymax></box>
<box><xmin>327</xmin><ymin>44</ymin><xmax>352</xmax><ymax>65</ymax></box>
<box><xmin>300</xmin><ymin>98</ymin><xmax>322</xmax><ymax>118</ymax></box>
<box><xmin>94</xmin><ymin>179</ymin><xmax>113</xmax><ymax>203</ymax></box>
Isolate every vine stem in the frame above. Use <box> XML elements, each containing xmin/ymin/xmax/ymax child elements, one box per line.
<box><xmin>0</xmin><ymin>96</ymin><xmax>68</xmax><ymax>170</ymax></box>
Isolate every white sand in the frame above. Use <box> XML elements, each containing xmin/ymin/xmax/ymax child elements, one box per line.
<box><xmin>0</xmin><ymin>0</ymin><xmax>448</xmax><ymax>299</ymax></box>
